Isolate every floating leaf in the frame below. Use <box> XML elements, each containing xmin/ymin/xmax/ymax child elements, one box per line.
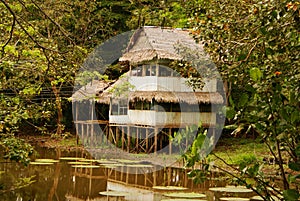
<box><xmin>72</xmin><ymin>165</ymin><xmax>100</xmax><ymax>168</ymax></box>
<box><xmin>35</xmin><ymin>159</ymin><xmax>59</xmax><ymax>163</ymax></box>
<box><xmin>209</xmin><ymin>186</ymin><xmax>253</xmax><ymax>193</ymax></box>
<box><xmin>152</xmin><ymin>186</ymin><xmax>187</xmax><ymax>191</ymax></box>
<box><xmin>30</xmin><ymin>162</ymin><xmax>54</xmax><ymax>165</ymax></box>
<box><xmin>124</xmin><ymin>164</ymin><xmax>153</xmax><ymax>168</ymax></box>
<box><xmin>99</xmin><ymin>191</ymin><xmax>130</xmax><ymax>196</ymax></box>
<box><xmin>163</xmin><ymin>192</ymin><xmax>206</xmax><ymax>198</ymax></box>
<box><xmin>59</xmin><ymin>157</ymin><xmax>86</xmax><ymax>161</ymax></box>
<box><xmin>220</xmin><ymin>197</ymin><xmax>250</xmax><ymax>201</ymax></box>
<box><xmin>161</xmin><ymin>199</ymin><xmax>206</xmax><ymax>201</ymax></box>
<box><xmin>67</xmin><ymin>161</ymin><xmax>91</xmax><ymax>165</ymax></box>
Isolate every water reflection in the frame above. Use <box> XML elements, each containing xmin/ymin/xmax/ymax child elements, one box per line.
<box><xmin>0</xmin><ymin>147</ymin><xmax>225</xmax><ymax>201</ymax></box>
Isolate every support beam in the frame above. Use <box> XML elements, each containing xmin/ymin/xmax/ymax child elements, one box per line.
<box><xmin>169</xmin><ymin>128</ymin><xmax>172</xmax><ymax>155</ymax></box>
<box><xmin>121</xmin><ymin>126</ymin><xmax>125</xmax><ymax>150</ymax></box>
<box><xmin>116</xmin><ymin>127</ymin><xmax>119</xmax><ymax>147</ymax></box>
<box><xmin>146</xmin><ymin>128</ymin><xmax>149</xmax><ymax>153</ymax></box>
<box><xmin>154</xmin><ymin>128</ymin><xmax>158</xmax><ymax>154</ymax></box>
<box><xmin>127</xmin><ymin>126</ymin><xmax>130</xmax><ymax>152</ymax></box>
<box><xmin>136</xmin><ymin>127</ymin><xmax>139</xmax><ymax>151</ymax></box>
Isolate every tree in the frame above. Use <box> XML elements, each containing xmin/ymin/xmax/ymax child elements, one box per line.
<box><xmin>185</xmin><ymin>0</ymin><xmax>300</xmax><ymax>200</ymax></box>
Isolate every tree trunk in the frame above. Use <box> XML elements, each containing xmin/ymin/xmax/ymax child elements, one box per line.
<box><xmin>51</xmin><ymin>84</ymin><xmax>63</xmax><ymax>136</ymax></box>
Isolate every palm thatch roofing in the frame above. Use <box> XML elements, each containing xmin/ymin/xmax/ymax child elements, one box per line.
<box><xmin>71</xmin><ymin>80</ymin><xmax>111</xmax><ymax>103</ymax></box>
<box><xmin>119</xmin><ymin>26</ymin><xmax>204</xmax><ymax>64</ymax></box>
<box><xmin>71</xmin><ymin>79</ymin><xmax>223</xmax><ymax>105</ymax></box>
<box><xmin>128</xmin><ymin>91</ymin><xmax>223</xmax><ymax>104</ymax></box>
<box><xmin>71</xmin><ymin>26</ymin><xmax>224</xmax><ymax>105</ymax></box>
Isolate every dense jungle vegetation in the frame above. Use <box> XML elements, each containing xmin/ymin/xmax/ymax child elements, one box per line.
<box><xmin>0</xmin><ymin>0</ymin><xmax>299</xmax><ymax>200</ymax></box>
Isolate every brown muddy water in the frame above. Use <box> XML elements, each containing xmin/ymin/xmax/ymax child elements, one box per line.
<box><xmin>0</xmin><ymin>146</ymin><xmax>228</xmax><ymax>201</ymax></box>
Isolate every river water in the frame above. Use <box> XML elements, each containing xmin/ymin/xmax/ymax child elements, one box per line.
<box><xmin>0</xmin><ymin>146</ymin><xmax>227</xmax><ymax>201</ymax></box>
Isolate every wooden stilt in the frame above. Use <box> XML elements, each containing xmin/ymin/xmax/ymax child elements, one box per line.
<box><xmin>160</xmin><ymin>131</ymin><xmax>163</xmax><ymax>151</ymax></box>
<box><xmin>153</xmin><ymin>167</ymin><xmax>157</xmax><ymax>186</ymax></box>
<box><xmin>116</xmin><ymin>127</ymin><xmax>119</xmax><ymax>147</ymax></box>
<box><xmin>90</xmin><ymin>101</ymin><xmax>94</xmax><ymax>147</ymax></box>
<box><xmin>144</xmin><ymin>172</ymin><xmax>147</xmax><ymax>186</ymax></box>
<box><xmin>154</xmin><ymin>128</ymin><xmax>158</xmax><ymax>154</ymax></box>
<box><xmin>105</xmin><ymin>125</ymin><xmax>109</xmax><ymax>145</ymax></box>
<box><xmin>81</xmin><ymin>124</ymin><xmax>84</xmax><ymax>145</ymax></box>
<box><xmin>167</xmin><ymin>167</ymin><xmax>171</xmax><ymax>186</ymax></box>
<box><xmin>121</xmin><ymin>126</ymin><xmax>125</xmax><ymax>150</ymax></box>
<box><xmin>126</xmin><ymin>168</ymin><xmax>129</xmax><ymax>184</ymax></box>
<box><xmin>146</xmin><ymin>128</ymin><xmax>149</xmax><ymax>153</ymax></box>
<box><xmin>169</xmin><ymin>128</ymin><xmax>172</xmax><ymax>155</ymax></box>
<box><xmin>135</xmin><ymin>167</ymin><xmax>138</xmax><ymax>184</ymax></box>
<box><xmin>75</xmin><ymin>102</ymin><xmax>79</xmax><ymax>145</ymax></box>
<box><xmin>185</xmin><ymin>130</ymin><xmax>189</xmax><ymax>150</ymax></box>
<box><xmin>184</xmin><ymin>169</ymin><xmax>188</xmax><ymax>187</ymax></box>
<box><xmin>136</xmin><ymin>127</ymin><xmax>139</xmax><ymax>151</ymax></box>
<box><xmin>120</xmin><ymin>166</ymin><xmax>124</xmax><ymax>182</ymax></box>
<box><xmin>127</xmin><ymin>126</ymin><xmax>130</xmax><ymax>152</ymax></box>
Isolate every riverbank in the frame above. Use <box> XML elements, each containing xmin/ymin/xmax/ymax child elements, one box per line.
<box><xmin>19</xmin><ymin>134</ymin><xmax>272</xmax><ymax>168</ymax></box>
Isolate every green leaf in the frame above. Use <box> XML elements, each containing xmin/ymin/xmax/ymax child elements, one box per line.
<box><xmin>288</xmin><ymin>162</ymin><xmax>300</xmax><ymax>171</ymax></box>
<box><xmin>279</xmin><ymin>108</ymin><xmax>289</xmax><ymax>120</ymax></box>
<box><xmin>288</xmin><ymin>174</ymin><xmax>300</xmax><ymax>183</ymax></box>
<box><xmin>238</xmin><ymin>93</ymin><xmax>249</xmax><ymax>108</ymax></box>
<box><xmin>295</xmin><ymin>145</ymin><xmax>300</xmax><ymax>157</ymax></box>
<box><xmin>225</xmin><ymin>107</ymin><xmax>235</xmax><ymax>119</ymax></box>
<box><xmin>291</xmin><ymin>110</ymin><xmax>300</xmax><ymax>124</ymax></box>
<box><xmin>249</xmin><ymin>68</ymin><xmax>262</xmax><ymax>82</ymax></box>
<box><xmin>283</xmin><ymin>189</ymin><xmax>300</xmax><ymax>201</ymax></box>
<box><xmin>238</xmin><ymin>53</ymin><xmax>247</xmax><ymax>61</ymax></box>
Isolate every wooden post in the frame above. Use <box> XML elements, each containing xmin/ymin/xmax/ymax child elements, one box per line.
<box><xmin>75</xmin><ymin>102</ymin><xmax>79</xmax><ymax>145</ymax></box>
<box><xmin>121</xmin><ymin>126</ymin><xmax>125</xmax><ymax>150</ymax></box>
<box><xmin>160</xmin><ymin>131</ymin><xmax>163</xmax><ymax>151</ymax></box>
<box><xmin>153</xmin><ymin>167</ymin><xmax>157</xmax><ymax>186</ymax></box>
<box><xmin>120</xmin><ymin>165</ymin><xmax>124</xmax><ymax>182</ymax></box>
<box><xmin>90</xmin><ymin>101</ymin><xmax>94</xmax><ymax>147</ymax></box>
<box><xmin>184</xmin><ymin>169</ymin><xmax>188</xmax><ymax>187</ymax></box>
<box><xmin>135</xmin><ymin>167</ymin><xmax>138</xmax><ymax>185</ymax></box>
<box><xmin>81</xmin><ymin>123</ymin><xmax>84</xmax><ymax>145</ymax></box>
<box><xmin>127</xmin><ymin>126</ymin><xmax>130</xmax><ymax>152</ymax></box>
<box><xmin>116</xmin><ymin>126</ymin><xmax>119</xmax><ymax>147</ymax></box>
<box><xmin>146</xmin><ymin>128</ymin><xmax>149</xmax><ymax>153</ymax></box>
<box><xmin>186</xmin><ymin>128</ymin><xmax>189</xmax><ymax>151</ymax></box>
<box><xmin>154</xmin><ymin>128</ymin><xmax>158</xmax><ymax>154</ymax></box>
<box><xmin>169</xmin><ymin>128</ymin><xmax>172</xmax><ymax>155</ymax></box>
<box><xmin>105</xmin><ymin>125</ymin><xmax>109</xmax><ymax>145</ymax></box>
<box><xmin>144</xmin><ymin>172</ymin><xmax>147</xmax><ymax>186</ymax></box>
<box><xmin>126</xmin><ymin>168</ymin><xmax>129</xmax><ymax>184</ymax></box>
<box><xmin>167</xmin><ymin>167</ymin><xmax>171</xmax><ymax>186</ymax></box>
<box><xmin>136</xmin><ymin>127</ymin><xmax>139</xmax><ymax>151</ymax></box>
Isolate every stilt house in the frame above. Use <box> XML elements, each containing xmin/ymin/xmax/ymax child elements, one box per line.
<box><xmin>72</xmin><ymin>26</ymin><xmax>224</xmax><ymax>153</ymax></box>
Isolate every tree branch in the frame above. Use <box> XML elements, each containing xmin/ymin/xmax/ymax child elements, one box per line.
<box><xmin>0</xmin><ymin>0</ymin><xmax>67</xmax><ymax>54</ymax></box>
<box><xmin>28</xmin><ymin>0</ymin><xmax>75</xmax><ymax>46</ymax></box>
<box><xmin>1</xmin><ymin>13</ymin><xmax>16</xmax><ymax>55</ymax></box>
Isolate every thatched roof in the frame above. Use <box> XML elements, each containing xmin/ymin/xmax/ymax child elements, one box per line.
<box><xmin>129</xmin><ymin>91</ymin><xmax>223</xmax><ymax>104</ymax></box>
<box><xmin>119</xmin><ymin>26</ymin><xmax>204</xmax><ymax>64</ymax></box>
<box><xmin>71</xmin><ymin>80</ymin><xmax>111</xmax><ymax>103</ymax></box>
<box><xmin>72</xmin><ymin>78</ymin><xmax>224</xmax><ymax>105</ymax></box>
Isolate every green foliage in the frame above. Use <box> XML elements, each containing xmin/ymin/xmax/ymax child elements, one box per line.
<box><xmin>183</xmin><ymin>0</ymin><xmax>300</xmax><ymax>198</ymax></box>
<box><xmin>283</xmin><ymin>189</ymin><xmax>300</xmax><ymax>201</ymax></box>
<box><xmin>0</xmin><ymin>135</ymin><xmax>34</xmax><ymax>165</ymax></box>
<box><xmin>127</xmin><ymin>0</ymin><xmax>192</xmax><ymax>29</ymax></box>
